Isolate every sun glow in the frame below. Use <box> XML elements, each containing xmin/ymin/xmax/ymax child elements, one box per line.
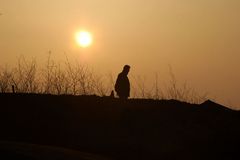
<box><xmin>75</xmin><ymin>31</ymin><xmax>92</xmax><ymax>48</ymax></box>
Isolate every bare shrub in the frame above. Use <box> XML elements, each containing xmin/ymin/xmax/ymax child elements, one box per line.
<box><xmin>131</xmin><ymin>75</ymin><xmax>156</xmax><ymax>99</ymax></box>
<box><xmin>0</xmin><ymin>66</ymin><xmax>12</xmax><ymax>93</ymax></box>
<box><xmin>165</xmin><ymin>66</ymin><xmax>208</xmax><ymax>103</ymax></box>
<box><xmin>105</xmin><ymin>73</ymin><xmax>117</xmax><ymax>96</ymax></box>
<box><xmin>92</xmin><ymin>74</ymin><xmax>109</xmax><ymax>96</ymax></box>
<box><xmin>52</xmin><ymin>64</ymin><xmax>68</xmax><ymax>95</ymax></box>
<box><xmin>64</xmin><ymin>56</ymin><xmax>99</xmax><ymax>95</ymax></box>
<box><xmin>129</xmin><ymin>67</ymin><xmax>207</xmax><ymax>104</ymax></box>
<box><xmin>11</xmin><ymin>56</ymin><xmax>38</xmax><ymax>93</ymax></box>
<box><xmin>42</xmin><ymin>52</ymin><xmax>55</xmax><ymax>94</ymax></box>
<box><xmin>76</xmin><ymin>64</ymin><xmax>94</xmax><ymax>95</ymax></box>
<box><xmin>152</xmin><ymin>73</ymin><xmax>165</xmax><ymax>99</ymax></box>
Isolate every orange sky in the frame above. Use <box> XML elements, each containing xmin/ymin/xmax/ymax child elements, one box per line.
<box><xmin>0</xmin><ymin>0</ymin><xmax>240</xmax><ymax>109</ymax></box>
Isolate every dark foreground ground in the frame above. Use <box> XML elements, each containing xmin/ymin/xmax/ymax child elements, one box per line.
<box><xmin>0</xmin><ymin>93</ymin><xmax>239</xmax><ymax>160</ymax></box>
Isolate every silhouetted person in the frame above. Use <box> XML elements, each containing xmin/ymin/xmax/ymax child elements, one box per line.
<box><xmin>115</xmin><ymin>65</ymin><xmax>130</xmax><ymax>99</ymax></box>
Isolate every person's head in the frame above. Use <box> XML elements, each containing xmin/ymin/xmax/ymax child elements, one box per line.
<box><xmin>122</xmin><ymin>65</ymin><xmax>130</xmax><ymax>75</ymax></box>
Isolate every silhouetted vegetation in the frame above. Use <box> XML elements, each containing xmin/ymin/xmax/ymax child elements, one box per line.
<box><xmin>0</xmin><ymin>55</ymin><xmax>207</xmax><ymax>103</ymax></box>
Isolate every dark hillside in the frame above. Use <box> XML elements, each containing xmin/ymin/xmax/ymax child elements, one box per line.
<box><xmin>0</xmin><ymin>93</ymin><xmax>239</xmax><ymax>160</ymax></box>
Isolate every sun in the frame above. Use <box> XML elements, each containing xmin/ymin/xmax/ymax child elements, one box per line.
<box><xmin>75</xmin><ymin>31</ymin><xmax>92</xmax><ymax>48</ymax></box>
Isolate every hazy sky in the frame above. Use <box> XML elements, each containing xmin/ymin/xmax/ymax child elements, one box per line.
<box><xmin>1</xmin><ymin>0</ymin><xmax>240</xmax><ymax>109</ymax></box>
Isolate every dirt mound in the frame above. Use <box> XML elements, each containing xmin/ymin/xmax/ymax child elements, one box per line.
<box><xmin>0</xmin><ymin>93</ymin><xmax>239</xmax><ymax>160</ymax></box>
